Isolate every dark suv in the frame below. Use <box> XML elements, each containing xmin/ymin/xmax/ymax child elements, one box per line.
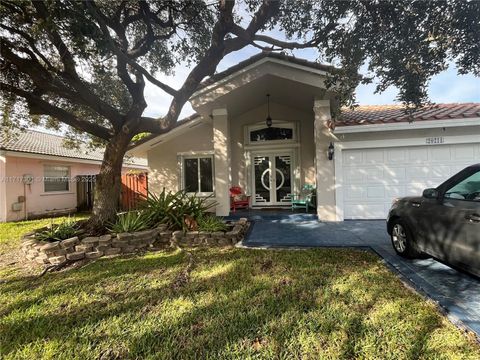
<box><xmin>387</xmin><ymin>164</ymin><xmax>480</xmax><ymax>278</ymax></box>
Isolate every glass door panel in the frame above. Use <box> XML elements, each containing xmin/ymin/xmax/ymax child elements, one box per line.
<box><xmin>275</xmin><ymin>155</ymin><xmax>292</xmax><ymax>204</ymax></box>
<box><xmin>254</xmin><ymin>156</ymin><xmax>271</xmax><ymax>204</ymax></box>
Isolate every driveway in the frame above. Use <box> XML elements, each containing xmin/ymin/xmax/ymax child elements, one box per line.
<box><xmin>235</xmin><ymin>213</ymin><xmax>480</xmax><ymax>338</ymax></box>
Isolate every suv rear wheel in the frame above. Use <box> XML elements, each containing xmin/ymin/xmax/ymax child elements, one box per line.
<box><xmin>390</xmin><ymin>220</ymin><xmax>421</xmax><ymax>259</ymax></box>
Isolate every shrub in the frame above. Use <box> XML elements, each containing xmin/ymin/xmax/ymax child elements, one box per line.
<box><xmin>197</xmin><ymin>214</ymin><xmax>228</xmax><ymax>232</ymax></box>
<box><xmin>108</xmin><ymin>211</ymin><xmax>150</xmax><ymax>233</ymax></box>
<box><xmin>142</xmin><ymin>189</ymin><xmax>216</xmax><ymax>231</ymax></box>
<box><xmin>36</xmin><ymin>217</ymin><xmax>79</xmax><ymax>242</ymax></box>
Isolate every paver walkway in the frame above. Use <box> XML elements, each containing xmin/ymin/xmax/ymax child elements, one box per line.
<box><xmin>229</xmin><ymin>211</ymin><xmax>480</xmax><ymax>338</ymax></box>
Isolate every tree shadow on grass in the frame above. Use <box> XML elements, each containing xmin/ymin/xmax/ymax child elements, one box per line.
<box><xmin>0</xmin><ymin>248</ymin><xmax>475</xmax><ymax>359</ymax></box>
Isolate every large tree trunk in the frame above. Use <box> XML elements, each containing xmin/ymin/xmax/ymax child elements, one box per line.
<box><xmin>87</xmin><ymin>132</ymin><xmax>132</xmax><ymax>231</ymax></box>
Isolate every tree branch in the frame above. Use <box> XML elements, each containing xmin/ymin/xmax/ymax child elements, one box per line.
<box><xmin>0</xmin><ymin>82</ymin><xmax>111</xmax><ymax>140</ymax></box>
<box><xmin>0</xmin><ymin>37</ymin><xmax>123</xmax><ymax>126</ymax></box>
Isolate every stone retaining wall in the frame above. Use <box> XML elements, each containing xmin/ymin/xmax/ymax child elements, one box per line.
<box><xmin>21</xmin><ymin>218</ymin><xmax>249</xmax><ymax>266</ymax></box>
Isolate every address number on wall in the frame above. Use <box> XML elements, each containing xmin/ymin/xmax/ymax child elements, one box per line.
<box><xmin>425</xmin><ymin>136</ymin><xmax>445</xmax><ymax>145</ymax></box>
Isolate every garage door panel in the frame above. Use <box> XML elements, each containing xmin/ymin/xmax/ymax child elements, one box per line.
<box><xmin>365</xmin><ymin>149</ymin><xmax>384</xmax><ymax>164</ymax></box>
<box><xmin>341</xmin><ymin>143</ymin><xmax>480</xmax><ymax>219</ymax></box>
<box><xmin>344</xmin><ymin>168</ymin><xmax>365</xmax><ymax>183</ymax></box>
<box><xmin>366</xmin><ymin>168</ymin><xmax>385</xmax><ymax>182</ymax></box>
<box><xmin>385</xmin><ymin>185</ymin><xmax>405</xmax><ymax>198</ymax></box>
<box><xmin>345</xmin><ymin>204</ymin><xmax>385</xmax><ymax>219</ymax></box>
<box><xmin>430</xmin><ymin>147</ymin><xmax>452</xmax><ymax>161</ymax></box>
<box><xmin>406</xmin><ymin>166</ymin><xmax>429</xmax><ymax>179</ymax></box>
<box><xmin>454</xmin><ymin>144</ymin><xmax>475</xmax><ymax>160</ymax></box>
<box><xmin>367</xmin><ymin>186</ymin><xmax>385</xmax><ymax>198</ymax></box>
<box><xmin>387</xmin><ymin>149</ymin><xmax>408</xmax><ymax>163</ymax></box>
<box><xmin>383</xmin><ymin>167</ymin><xmax>406</xmax><ymax>181</ymax></box>
<box><xmin>343</xmin><ymin>151</ymin><xmax>363</xmax><ymax>165</ymax></box>
<box><xmin>346</xmin><ymin>185</ymin><xmax>365</xmax><ymax>199</ymax></box>
<box><xmin>408</xmin><ymin>148</ymin><xmax>429</xmax><ymax>162</ymax></box>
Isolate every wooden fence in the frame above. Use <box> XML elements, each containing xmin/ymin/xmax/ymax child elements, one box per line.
<box><xmin>76</xmin><ymin>172</ymin><xmax>148</xmax><ymax>212</ymax></box>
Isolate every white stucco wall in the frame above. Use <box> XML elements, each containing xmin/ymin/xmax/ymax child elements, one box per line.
<box><xmin>147</xmin><ymin>121</ymin><xmax>214</xmax><ymax>195</ymax></box>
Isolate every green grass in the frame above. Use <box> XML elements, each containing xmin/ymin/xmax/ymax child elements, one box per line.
<box><xmin>0</xmin><ymin>247</ymin><xmax>478</xmax><ymax>359</ymax></box>
<box><xmin>0</xmin><ymin>214</ymin><xmax>90</xmax><ymax>252</ymax></box>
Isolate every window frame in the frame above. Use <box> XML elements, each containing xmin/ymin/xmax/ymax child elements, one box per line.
<box><xmin>245</xmin><ymin>121</ymin><xmax>298</xmax><ymax>146</ymax></box>
<box><xmin>43</xmin><ymin>164</ymin><xmax>71</xmax><ymax>193</ymax></box>
<box><xmin>444</xmin><ymin>169</ymin><xmax>480</xmax><ymax>202</ymax></box>
<box><xmin>179</xmin><ymin>152</ymin><xmax>215</xmax><ymax>197</ymax></box>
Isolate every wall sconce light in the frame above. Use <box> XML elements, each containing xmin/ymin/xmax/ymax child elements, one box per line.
<box><xmin>327</xmin><ymin>142</ymin><xmax>334</xmax><ymax>160</ymax></box>
<box><xmin>265</xmin><ymin>93</ymin><xmax>273</xmax><ymax>127</ymax></box>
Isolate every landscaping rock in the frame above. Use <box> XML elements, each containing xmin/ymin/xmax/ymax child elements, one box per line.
<box><xmin>37</xmin><ymin>252</ymin><xmax>49</xmax><ymax>260</ymax></box>
<box><xmin>40</xmin><ymin>241</ymin><xmax>61</xmax><ymax>252</ymax></box>
<box><xmin>53</xmin><ymin>249</ymin><xmax>67</xmax><ymax>256</ymax></box>
<box><xmin>49</xmin><ymin>255</ymin><xmax>66</xmax><ymax>265</ymax></box>
<box><xmin>135</xmin><ymin>229</ymin><xmax>158</xmax><ymax>239</ymax></box>
<box><xmin>186</xmin><ymin>231</ymin><xmax>199</xmax><ymax>239</ymax></box>
<box><xmin>95</xmin><ymin>245</ymin><xmax>111</xmax><ymax>252</ymax></box>
<box><xmin>22</xmin><ymin>239</ymin><xmax>37</xmax><ymax>247</ymax></box>
<box><xmin>122</xmin><ymin>245</ymin><xmax>136</xmax><ymax>253</ymax></box>
<box><xmin>35</xmin><ymin>257</ymin><xmax>50</xmax><ymax>264</ymax></box>
<box><xmin>27</xmin><ymin>249</ymin><xmax>39</xmax><ymax>257</ymax></box>
<box><xmin>81</xmin><ymin>237</ymin><xmax>99</xmax><ymax>245</ymax></box>
<box><xmin>66</xmin><ymin>251</ymin><xmax>85</xmax><ymax>261</ymax></box>
<box><xmin>85</xmin><ymin>251</ymin><xmax>103</xmax><ymax>259</ymax></box>
<box><xmin>60</xmin><ymin>237</ymin><xmax>79</xmax><ymax>249</ymax></box>
<box><xmin>104</xmin><ymin>247</ymin><xmax>122</xmax><ymax>256</ymax></box>
<box><xmin>112</xmin><ymin>239</ymin><xmax>129</xmax><ymax>248</ymax></box>
<box><xmin>75</xmin><ymin>244</ymin><xmax>92</xmax><ymax>252</ymax></box>
<box><xmin>172</xmin><ymin>230</ymin><xmax>184</xmax><ymax>239</ymax></box>
<box><xmin>117</xmin><ymin>233</ymin><xmax>133</xmax><ymax>241</ymax></box>
<box><xmin>98</xmin><ymin>234</ymin><xmax>112</xmax><ymax>242</ymax></box>
<box><xmin>21</xmin><ymin>220</ymin><xmax>250</xmax><ymax>267</ymax></box>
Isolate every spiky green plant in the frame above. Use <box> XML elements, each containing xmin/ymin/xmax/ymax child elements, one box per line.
<box><xmin>197</xmin><ymin>214</ymin><xmax>228</xmax><ymax>232</ymax></box>
<box><xmin>141</xmin><ymin>188</ymin><xmax>217</xmax><ymax>231</ymax></box>
<box><xmin>108</xmin><ymin>211</ymin><xmax>150</xmax><ymax>233</ymax></box>
<box><xmin>35</xmin><ymin>216</ymin><xmax>79</xmax><ymax>242</ymax></box>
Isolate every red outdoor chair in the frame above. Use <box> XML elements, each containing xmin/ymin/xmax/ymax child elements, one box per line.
<box><xmin>230</xmin><ymin>186</ymin><xmax>250</xmax><ymax>212</ymax></box>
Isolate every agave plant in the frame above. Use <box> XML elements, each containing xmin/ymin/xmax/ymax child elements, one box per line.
<box><xmin>36</xmin><ymin>216</ymin><xmax>79</xmax><ymax>242</ymax></box>
<box><xmin>197</xmin><ymin>213</ymin><xmax>228</xmax><ymax>232</ymax></box>
<box><xmin>108</xmin><ymin>211</ymin><xmax>150</xmax><ymax>233</ymax></box>
<box><xmin>141</xmin><ymin>188</ymin><xmax>217</xmax><ymax>231</ymax></box>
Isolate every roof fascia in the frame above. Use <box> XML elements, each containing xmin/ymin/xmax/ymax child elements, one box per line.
<box><xmin>334</xmin><ymin>117</ymin><xmax>480</xmax><ymax>134</ymax></box>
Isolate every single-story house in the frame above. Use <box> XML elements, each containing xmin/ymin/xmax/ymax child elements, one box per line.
<box><xmin>128</xmin><ymin>52</ymin><xmax>480</xmax><ymax>221</ymax></box>
<box><xmin>0</xmin><ymin>130</ymin><xmax>147</xmax><ymax>222</ymax></box>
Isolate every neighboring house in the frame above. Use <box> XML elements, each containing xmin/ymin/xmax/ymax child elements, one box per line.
<box><xmin>128</xmin><ymin>52</ymin><xmax>480</xmax><ymax>221</ymax></box>
<box><xmin>0</xmin><ymin>130</ymin><xmax>147</xmax><ymax>222</ymax></box>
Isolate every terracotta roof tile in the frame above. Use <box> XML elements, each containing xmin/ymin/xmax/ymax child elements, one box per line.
<box><xmin>336</xmin><ymin>103</ymin><xmax>480</xmax><ymax>127</ymax></box>
<box><xmin>0</xmin><ymin>129</ymin><xmax>147</xmax><ymax>166</ymax></box>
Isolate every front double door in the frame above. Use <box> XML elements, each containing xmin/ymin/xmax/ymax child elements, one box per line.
<box><xmin>252</xmin><ymin>151</ymin><xmax>293</xmax><ymax>206</ymax></box>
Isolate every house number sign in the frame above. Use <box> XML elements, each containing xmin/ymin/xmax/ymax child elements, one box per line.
<box><xmin>425</xmin><ymin>136</ymin><xmax>445</xmax><ymax>145</ymax></box>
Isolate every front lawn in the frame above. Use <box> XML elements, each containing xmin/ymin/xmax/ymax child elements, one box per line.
<box><xmin>0</xmin><ymin>213</ymin><xmax>90</xmax><ymax>252</ymax></box>
<box><xmin>1</xmin><ymin>248</ymin><xmax>478</xmax><ymax>359</ymax></box>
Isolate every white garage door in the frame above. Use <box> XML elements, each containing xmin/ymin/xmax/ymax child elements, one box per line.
<box><xmin>341</xmin><ymin>143</ymin><xmax>480</xmax><ymax>219</ymax></box>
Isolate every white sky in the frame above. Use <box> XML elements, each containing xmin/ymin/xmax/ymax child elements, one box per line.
<box><xmin>143</xmin><ymin>44</ymin><xmax>480</xmax><ymax>120</ymax></box>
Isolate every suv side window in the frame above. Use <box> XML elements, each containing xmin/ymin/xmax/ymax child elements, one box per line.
<box><xmin>444</xmin><ymin>170</ymin><xmax>480</xmax><ymax>201</ymax></box>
